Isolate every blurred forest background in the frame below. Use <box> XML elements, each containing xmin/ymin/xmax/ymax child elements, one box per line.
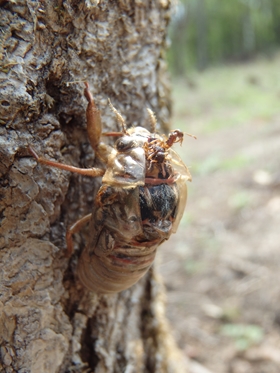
<box><xmin>159</xmin><ymin>1</ymin><xmax>280</xmax><ymax>373</ymax></box>
<box><xmin>168</xmin><ymin>0</ymin><xmax>280</xmax><ymax>73</ymax></box>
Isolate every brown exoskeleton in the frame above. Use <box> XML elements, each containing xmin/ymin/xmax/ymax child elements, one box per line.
<box><xmin>29</xmin><ymin>83</ymin><xmax>193</xmax><ymax>294</ymax></box>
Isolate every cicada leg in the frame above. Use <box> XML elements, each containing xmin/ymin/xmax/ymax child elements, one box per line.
<box><xmin>66</xmin><ymin>213</ymin><xmax>92</xmax><ymax>257</ymax></box>
<box><xmin>28</xmin><ymin>146</ymin><xmax>105</xmax><ymax>178</ymax></box>
<box><xmin>101</xmin><ymin>131</ymin><xmax>124</xmax><ymax>137</ymax></box>
<box><xmin>84</xmin><ymin>82</ymin><xmax>116</xmax><ymax>164</ymax></box>
<box><xmin>84</xmin><ymin>82</ymin><xmax>103</xmax><ymax>152</ymax></box>
<box><xmin>29</xmin><ymin>146</ymin><xmax>104</xmax><ymax>257</ymax></box>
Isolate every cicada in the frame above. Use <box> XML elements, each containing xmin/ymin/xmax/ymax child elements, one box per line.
<box><xmin>29</xmin><ymin>83</ymin><xmax>193</xmax><ymax>294</ymax></box>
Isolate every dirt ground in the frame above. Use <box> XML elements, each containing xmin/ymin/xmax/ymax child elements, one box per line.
<box><xmin>158</xmin><ymin>54</ymin><xmax>280</xmax><ymax>373</ymax></box>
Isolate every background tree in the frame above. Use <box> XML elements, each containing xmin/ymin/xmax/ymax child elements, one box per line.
<box><xmin>168</xmin><ymin>0</ymin><xmax>280</xmax><ymax>74</ymax></box>
<box><xmin>0</xmin><ymin>1</ymin><xmax>189</xmax><ymax>372</ymax></box>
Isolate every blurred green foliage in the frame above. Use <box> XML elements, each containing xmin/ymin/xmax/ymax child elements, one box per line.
<box><xmin>220</xmin><ymin>323</ymin><xmax>264</xmax><ymax>350</ymax></box>
<box><xmin>192</xmin><ymin>153</ymin><xmax>251</xmax><ymax>176</ymax></box>
<box><xmin>168</xmin><ymin>0</ymin><xmax>280</xmax><ymax>73</ymax></box>
<box><xmin>171</xmin><ymin>54</ymin><xmax>280</xmax><ymax>138</ymax></box>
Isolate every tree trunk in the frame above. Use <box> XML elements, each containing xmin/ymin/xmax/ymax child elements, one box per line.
<box><xmin>0</xmin><ymin>1</ymin><xmax>189</xmax><ymax>372</ymax></box>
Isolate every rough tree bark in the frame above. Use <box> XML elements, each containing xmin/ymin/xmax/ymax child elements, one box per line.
<box><xmin>0</xmin><ymin>1</ymin><xmax>189</xmax><ymax>372</ymax></box>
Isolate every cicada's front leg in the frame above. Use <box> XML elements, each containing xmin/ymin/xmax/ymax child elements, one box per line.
<box><xmin>84</xmin><ymin>82</ymin><xmax>116</xmax><ymax>164</ymax></box>
<box><xmin>84</xmin><ymin>82</ymin><xmax>102</xmax><ymax>153</ymax></box>
<box><xmin>84</xmin><ymin>82</ymin><xmax>129</xmax><ymax>163</ymax></box>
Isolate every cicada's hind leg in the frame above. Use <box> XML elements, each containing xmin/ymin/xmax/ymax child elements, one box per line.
<box><xmin>66</xmin><ymin>213</ymin><xmax>92</xmax><ymax>257</ymax></box>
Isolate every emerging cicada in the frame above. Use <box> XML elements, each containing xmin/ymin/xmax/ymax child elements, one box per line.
<box><xmin>29</xmin><ymin>83</ymin><xmax>193</xmax><ymax>294</ymax></box>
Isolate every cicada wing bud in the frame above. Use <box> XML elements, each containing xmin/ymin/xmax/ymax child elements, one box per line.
<box><xmin>171</xmin><ymin>179</ymin><xmax>188</xmax><ymax>233</ymax></box>
<box><xmin>168</xmin><ymin>148</ymin><xmax>192</xmax><ymax>182</ymax></box>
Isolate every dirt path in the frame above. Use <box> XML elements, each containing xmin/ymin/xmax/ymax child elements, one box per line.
<box><xmin>158</xmin><ymin>55</ymin><xmax>280</xmax><ymax>373</ymax></box>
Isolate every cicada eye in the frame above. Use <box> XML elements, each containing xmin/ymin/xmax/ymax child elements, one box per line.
<box><xmin>115</xmin><ymin>136</ymin><xmax>137</xmax><ymax>152</ymax></box>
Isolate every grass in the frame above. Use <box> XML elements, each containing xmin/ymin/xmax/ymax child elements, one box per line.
<box><xmin>191</xmin><ymin>153</ymin><xmax>251</xmax><ymax>176</ymax></box>
<box><xmin>172</xmin><ymin>53</ymin><xmax>280</xmax><ymax>135</ymax></box>
<box><xmin>220</xmin><ymin>323</ymin><xmax>264</xmax><ymax>351</ymax></box>
<box><xmin>170</xmin><ymin>52</ymin><xmax>280</xmax><ymax>185</ymax></box>
<box><xmin>228</xmin><ymin>190</ymin><xmax>252</xmax><ymax>210</ymax></box>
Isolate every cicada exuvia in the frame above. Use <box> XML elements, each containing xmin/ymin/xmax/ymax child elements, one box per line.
<box><xmin>29</xmin><ymin>83</ymin><xmax>193</xmax><ymax>294</ymax></box>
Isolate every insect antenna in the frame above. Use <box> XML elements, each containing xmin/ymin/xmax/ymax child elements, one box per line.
<box><xmin>147</xmin><ymin>108</ymin><xmax>157</xmax><ymax>134</ymax></box>
<box><xmin>184</xmin><ymin>132</ymin><xmax>197</xmax><ymax>140</ymax></box>
<box><xmin>108</xmin><ymin>99</ymin><xmax>127</xmax><ymax>134</ymax></box>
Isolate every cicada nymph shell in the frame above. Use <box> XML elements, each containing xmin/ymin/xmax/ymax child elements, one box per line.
<box><xmin>78</xmin><ymin>125</ymin><xmax>192</xmax><ymax>293</ymax></box>
<box><xmin>30</xmin><ymin>83</ymin><xmax>193</xmax><ymax>294</ymax></box>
